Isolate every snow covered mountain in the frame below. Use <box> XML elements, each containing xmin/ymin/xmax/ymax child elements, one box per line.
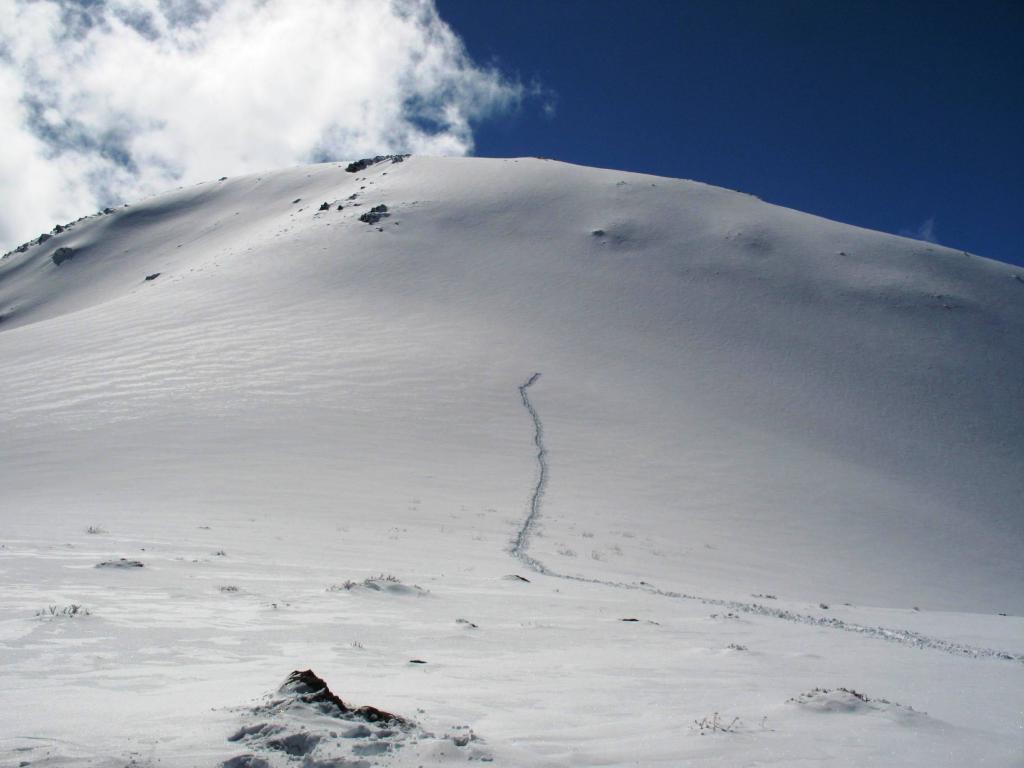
<box><xmin>1</xmin><ymin>156</ymin><xmax>1021</xmax><ymax>766</ymax></box>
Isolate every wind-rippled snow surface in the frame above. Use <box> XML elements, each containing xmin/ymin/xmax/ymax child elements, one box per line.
<box><xmin>1</xmin><ymin>157</ymin><xmax>1022</xmax><ymax>766</ymax></box>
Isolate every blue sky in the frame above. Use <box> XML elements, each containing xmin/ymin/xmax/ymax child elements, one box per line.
<box><xmin>437</xmin><ymin>0</ymin><xmax>1024</xmax><ymax>266</ymax></box>
<box><xmin>3</xmin><ymin>1</ymin><xmax>1020</xmax><ymax>267</ymax></box>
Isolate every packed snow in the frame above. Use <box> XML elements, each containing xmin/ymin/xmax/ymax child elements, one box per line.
<box><xmin>1</xmin><ymin>156</ymin><xmax>1021</xmax><ymax>766</ymax></box>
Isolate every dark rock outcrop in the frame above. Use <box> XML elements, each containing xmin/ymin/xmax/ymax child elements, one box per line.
<box><xmin>345</xmin><ymin>155</ymin><xmax>409</xmax><ymax>173</ymax></box>
<box><xmin>221</xmin><ymin>756</ymin><xmax>269</xmax><ymax>768</ymax></box>
<box><xmin>279</xmin><ymin>669</ymin><xmax>406</xmax><ymax>725</ymax></box>
<box><xmin>358</xmin><ymin>205</ymin><xmax>389</xmax><ymax>225</ymax></box>
<box><xmin>52</xmin><ymin>247</ymin><xmax>76</xmax><ymax>266</ymax></box>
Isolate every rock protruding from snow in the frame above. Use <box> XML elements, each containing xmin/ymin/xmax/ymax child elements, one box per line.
<box><xmin>357</xmin><ymin>204</ymin><xmax>389</xmax><ymax>225</ymax></box>
<box><xmin>344</xmin><ymin>155</ymin><xmax>408</xmax><ymax>173</ymax></box>
<box><xmin>279</xmin><ymin>669</ymin><xmax>405</xmax><ymax>725</ymax></box>
<box><xmin>51</xmin><ymin>247</ymin><xmax>75</xmax><ymax>266</ymax></box>
<box><xmin>221</xmin><ymin>669</ymin><xmax>493</xmax><ymax>766</ymax></box>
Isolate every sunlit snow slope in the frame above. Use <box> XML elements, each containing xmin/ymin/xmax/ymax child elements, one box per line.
<box><xmin>1</xmin><ymin>156</ymin><xmax>1021</xmax><ymax>767</ymax></box>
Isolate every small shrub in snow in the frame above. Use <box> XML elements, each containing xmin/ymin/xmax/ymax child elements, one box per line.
<box><xmin>96</xmin><ymin>558</ymin><xmax>144</xmax><ymax>568</ymax></box>
<box><xmin>328</xmin><ymin>574</ymin><xmax>415</xmax><ymax>593</ymax></box>
<box><xmin>693</xmin><ymin>712</ymin><xmax>741</xmax><ymax>735</ymax></box>
<box><xmin>38</xmin><ymin>604</ymin><xmax>90</xmax><ymax>618</ymax></box>
<box><xmin>788</xmin><ymin>687</ymin><xmax>872</xmax><ymax>705</ymax></box>
<box><xmin>326</xmin><ymin>581</ymin><xmax>358</xmax><ymax>592</ymax></box>
<box><xmin>786</xmin><ymin>687</ymin><xmax>921</xmax><ymax>717</ymax></box>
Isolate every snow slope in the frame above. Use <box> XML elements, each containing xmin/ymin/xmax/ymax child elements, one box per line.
<box><xmin>1</xmin><ymin>156</ymin><xmax>1021</xmax><ymax>766</ymax></box>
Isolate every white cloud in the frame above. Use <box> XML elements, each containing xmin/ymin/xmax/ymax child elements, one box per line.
<box><xmin>0</xmin><ymin>0</ymin><xmax>525</xmax><ymax>249</ymax></box>
<box><xmin>915</xmin><ymin>217</ymin><xmax>937</xmax><ymax>243</ymax></box>
<box><xmin>900</xmin><ymin>216</ymin><xmax>939</xmax><ymax>244</ymax></box>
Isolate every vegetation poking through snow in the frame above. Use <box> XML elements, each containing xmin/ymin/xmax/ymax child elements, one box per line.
<box><xmin>95</xmin><ymin>558</ymin><xmax>144</xmax><ymax>568</ymax></box>
<box><xmin>37</xmin><ymin>606</ymin><xmax>89</xmax><ymax>618</ymax></box>
<box><xmin>327</xmin><ymin>574</ymin><xmax>425</xmax><ymax>595</ymax></box>
<box><xmin>693</xmin><ymin>712</ymin><xmax>742</xmax><ymax>735</ymax></box>
<box><xmin>37</xmin><ymin>604</ymin><xmax>90</xmax><ymax>618</ymax></box>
